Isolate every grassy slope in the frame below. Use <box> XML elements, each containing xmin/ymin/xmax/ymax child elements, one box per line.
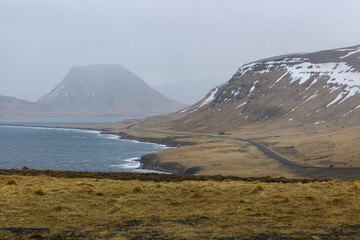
<box><xmin>1</xmin><ymin>174</ymin><xmax>360</xmax><ymax>239</ymax></box>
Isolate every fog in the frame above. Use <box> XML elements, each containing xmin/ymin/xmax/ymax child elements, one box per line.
<box><xmin>1</xmin><ymin>0</ymin><xmax>360</xmax><ymax>104</ymax></box>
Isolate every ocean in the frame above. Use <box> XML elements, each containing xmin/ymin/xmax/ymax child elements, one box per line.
<box><xmin>0</xmin><ymin>117</ymin><xmax>171</xmax><ymax>173</ymax></box>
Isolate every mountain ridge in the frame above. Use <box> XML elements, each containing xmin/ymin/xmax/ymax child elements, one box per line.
<box><xmin>171</xmin><ymin>44</ymin><xmax>360</xmax><ymax>131</ymax></box>
<box><xmin>0</xmin><ymin>95</ymin><xmax>62</xmax><ymax>118</ymax></box>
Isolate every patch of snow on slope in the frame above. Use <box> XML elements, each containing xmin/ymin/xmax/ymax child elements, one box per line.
<box><xmin>236</xmin><ymin>102</ymin><xmax>247</xmax><ymax>109</ymax></box>
<box><xmin>288</xmin><ymin>62</ymin><xmax>360</xmax><ymax>99</ymax></box>
<box><xmin>49</xmin><ymin>85</ymin><xmax>64</xmax><ymax>98</ymax></box>
<box><xmin>198</xmin><ymin>88</ymin><xmax>218</xmax><ymax>108</ymax></box>
<box><xmin>236</xmin><ymin>58</ymin><xmax>304</xmax><ymax>75</ymax></box>
<box><xmin>237</xmin><ymin>58</ymin><xmax>360</xmax><ymax>101</ymax></box>
<box><xmin>270</xmin><ymin>72</ymin><xmax>288</xmax><ymax>88</ymax></box>
<box><xmin>249</xmin><ymin>80</ymin><xmax>259</xmax><ymax>94</ymax></box>
<box><xmin>179</xmin><ymin>107</ymin><xmax>191</xmax><ymax>113</ymax></box>
<box><xmin>289</xmin><ymin>106</ymin><xmax>297</xmax><ymax>113</ymax></box>
<box><xmin>230</xmin><ymin>87</ymin><xmax>241</xmax><ymax>97</ymax></box>
<box><xmin>304</xmin><ymin>91</ymin><xmax>319</xmax><ymax>103</ymax></box>
<box><xmin>339</xmin><ymin>46</ymin><xmax>360</xmax><ymax>59</ymax></box>
<box><xmin>180</xmin><ymin>87</ymin><xmax>220</xmax><ymax>113</ymax></box>
<box><xmin>336</xmin><ymin>48</ymin><xmax>356</xmax><ymax>52</ymax></box>
<box><xmin>343</xmin><ymin>105</ymin><xmax>360</xmax><ymax>116</ymax></box>
<box><xmin>326</xmin><ymin>93</ymin><xmax>345</xmax><ymax>107</ymax></box>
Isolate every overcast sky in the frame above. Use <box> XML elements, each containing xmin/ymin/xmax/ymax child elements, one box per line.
<box><xmin>1</xmin><ymin>0</ymin><xmax>360</xmax><ymax>102</ymax></box>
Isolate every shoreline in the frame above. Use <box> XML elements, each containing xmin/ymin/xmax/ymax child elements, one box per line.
<box><xmin>109</xmin><ymin>131</ymin><xmax>201</xmax><ymax>174</ymax></box>
<box><xmin>0</xmin><ymin>124</ymin><xmax>193</xmax><ymax>175</ymax></box>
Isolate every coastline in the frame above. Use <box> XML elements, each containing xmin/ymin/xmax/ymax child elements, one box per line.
<box><xmin>103</xmin><ymin>130</ymin><xmax>201</xmax><ymax>174</ymax></box>
<box><xmin>0</xmin><ymin>124</ymin><xmax>185</xmax><ymax>174</ymax></box>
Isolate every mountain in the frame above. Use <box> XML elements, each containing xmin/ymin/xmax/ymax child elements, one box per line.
<box><xmin>0</xmin><ymin>95</ymin><xmax>61</xmax><ymax>118</ymax></box>
<box><xmin>172</xmin><ymin>44</ymin><xmax>360</xmax><ymax>131</ymax></box>
<box><xmin>38</xmin><ymin>65</ymin><xmax>187</xmax><ymax>117</ymax></box>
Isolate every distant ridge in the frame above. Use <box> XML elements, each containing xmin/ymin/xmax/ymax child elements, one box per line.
<box><xmin>171</xmin><ymin>44</ymin><xmax>360</xmax><ymax>131</ymax></box>
<box><xmin>0</xmin><ymin>95</ymin><xmax>61</xmax><ymax>118</ymax></box>
<box><xmin>38</xmin><ymin>64</ymin><xmax>187</xmax><ymax>117</ymax></box>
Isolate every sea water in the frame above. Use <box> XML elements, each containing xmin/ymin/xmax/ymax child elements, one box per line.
<box><xmin>0</xmin><ymin>117</ymin><xmax>171</xmax><ymax>173</ymax></box>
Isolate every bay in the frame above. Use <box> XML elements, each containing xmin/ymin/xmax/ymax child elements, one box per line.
<box><xmin>0</xmin><ymin>117</ymin><xmax>170</xmax><ymax>173</ymax></box>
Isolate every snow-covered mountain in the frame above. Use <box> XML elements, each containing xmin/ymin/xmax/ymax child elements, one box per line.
<box><xmin>174</xmin><ymin>45</ymin><xmax>360</xmax><ymax>130</ymax></box>
<box><xmin>38</xmin><ymin>65</ymin><xmax>187</xmax><ymax>117</ymax></box>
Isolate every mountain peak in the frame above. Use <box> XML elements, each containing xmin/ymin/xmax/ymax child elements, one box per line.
<box><xmin>63</xmin><ymin>64</ymin><xmax>145</xmax><ymax>84</ymax></box>
<box><xmin>38</xmin><ymin>64</ymin><xmax>187</xmax><ymax>117</ymax></box>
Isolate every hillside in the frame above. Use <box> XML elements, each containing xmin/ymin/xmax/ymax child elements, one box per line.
<box><xmin>172</xmin><ymin>44</ymin><xmax>360</xmax><ymax>131</ymax></box>
<box><xmin>0</xmin><ymin>95</ymin><xmax>61</xmax><ymax>118</ymax></box>
<box><xmin>38</xmin><ymin>65</ymin><xmax>187</xmax><ymax>117</ymax></box>
<box><xmin>93</xmin><ymin>45</ymin><xmax>360</xmax><ymax>178</ymax></box>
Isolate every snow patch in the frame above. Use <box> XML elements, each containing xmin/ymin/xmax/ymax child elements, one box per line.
<box><xmin>304</xmin><ymin>90</ymin><xmax>319</xmax><ymax>103</ymax></box>
<box><xmin>236</xmin><ymin>102</ymin><xmax>247</xmax><ymax>109</ymax></box>
<box><xmin>326</xmin><ymin>92</ymin><xmax>346</xmax><ymax>107</ymax></box>
<box><xmin>180</xmin><ymin>87</ymin><xmax>219</xmax><ymax>113</ymax></box>
<box><xmin>249</xmin><ymin>80</ymin><xmax>259</xmax><ymax>94</ymax></box>
<box><xmin>343</xmin><ymin>105</ymin><xmax>360</xmax><ymax>116</ymax></box>
<box><xmin>270</xmin><ymin>72</ymin><xmax>288</xmax><ymax>88</ymax></box>
<box><xmin>49</xmin><ymin>85</ymin><xmax>64</xmax><ymax>98</ymax></box>
<box><xmin>339</xmin><ymin>46</ymin><xmax>360</xmax><ymax>59</ymax></box>
<box><xmin>236</xmin><ymin>58</ymin><xmax>360</xmax><ymax>103</ymax></box>
<box><xmin>198</xmin><ymin>88</ymin><xmax>218</xmax><ymax>108</ymax></box>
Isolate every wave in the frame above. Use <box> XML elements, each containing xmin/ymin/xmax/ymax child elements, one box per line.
<box><xmin>109</xmin><ymin>158</ymin><xmax>171</xmax><ymax>174</ymax></box>
<box><xmin>110</xmin><ymin>157</ymin><xmax>141</xmax><ymax>169</ymax></box>
<box><xmin>118</xmin><ymin>137</ymin><xmax>172</xmax><ymax>149</ymax></box>
<box><xmin>99</xmin><ymin>134</ymin><xmax>120</xmax><ymax>140</ymax></box>
<box><xmin>133</xmin><ymin>169</ymin><xmax>171</xmax><ymax>174</ymax></box>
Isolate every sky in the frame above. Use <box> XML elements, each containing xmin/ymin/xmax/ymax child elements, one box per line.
<box><xmin>1</xmin><ymin>0</ymin><xmax>360</xmax><ymax>104</ymax></box>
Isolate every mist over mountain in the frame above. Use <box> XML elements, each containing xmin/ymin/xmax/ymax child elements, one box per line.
<box><xmin>0</xmin><ymin>95</ymin><xmax>61</xmax><ymax>118</ymax></box>
<box><xmin>38</xmin><ymin>65</ymin><xmax>187</xmax><ymax>117</ymax></box>
<box><xmin>172</xmin><ymin>45</ymin><xmax>360</xmax><ymax>131</ymax></box>
<box><xmin>154</xmin><ymin>79</ymin><xmax>224</xmax><ymax>105</ymax></box>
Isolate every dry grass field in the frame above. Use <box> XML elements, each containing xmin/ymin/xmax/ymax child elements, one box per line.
<box><xmin>84</xmin><ymin>120</ymin><xmax>360</xmax><ymax>179</ymax></box>
<box><xmin>259</xmin><ymin>125</ymin><xmax>360</xmax><ymax>168</ymax></box>
<box><xmin>1</xmin><ymin>173</ymin><xmax>360</xmax><ymax>239</ymax></box>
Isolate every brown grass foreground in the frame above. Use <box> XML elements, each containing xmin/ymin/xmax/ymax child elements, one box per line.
<box><xmin>1</xmin><ymin>173</ymin><xmax>360</xmax><ymax>239</ymax></box>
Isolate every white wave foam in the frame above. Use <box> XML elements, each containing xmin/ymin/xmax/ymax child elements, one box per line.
<box><xmin>110</xmin><ymin>158</ymin><xmax>141</xmax><ymax>169</ymax></box>
<box><xmin>118</xmin><ymin>137</ymin><xmax>173</xmax><ymax>149</ymax></box>
<box><xmin>99</xmin><ymin>134</ymin><xmax>120</xmax><ymax>140</ymax></box>
<box><xmin>133</xmin><ymin>169</ymin><xmax>172</xmax><ymax>174</ymax></box>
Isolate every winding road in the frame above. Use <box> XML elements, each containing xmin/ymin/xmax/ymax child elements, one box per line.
<box><xmin>122</xmin><ymin>122</ymin><xmax>360</xmax><ymax>179</ymax></box>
